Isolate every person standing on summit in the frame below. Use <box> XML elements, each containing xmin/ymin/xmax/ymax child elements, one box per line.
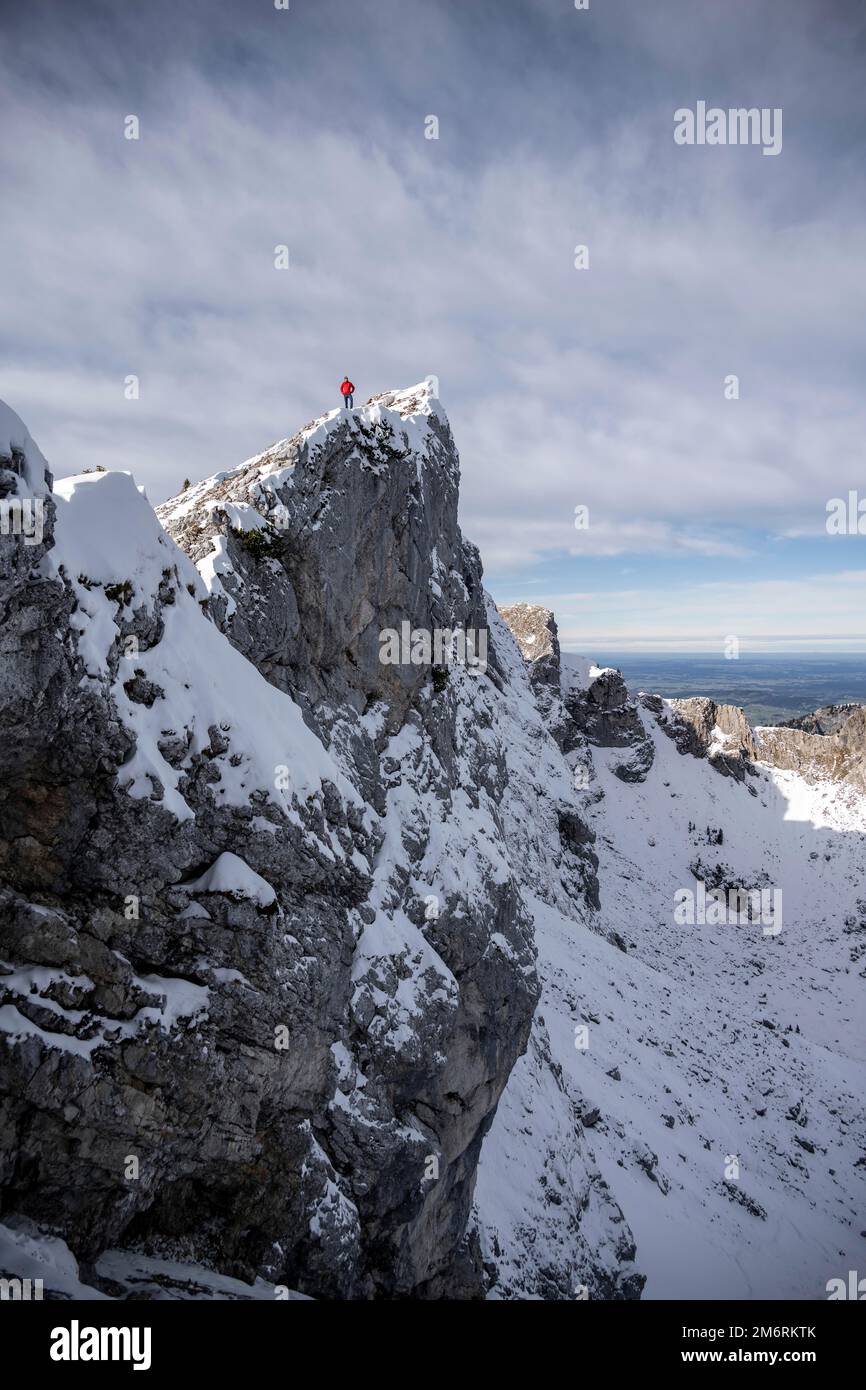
<box><xmin>340</xmin><ymin>376</ymin><xmax>354</xmax><ymax>410</ymax></box>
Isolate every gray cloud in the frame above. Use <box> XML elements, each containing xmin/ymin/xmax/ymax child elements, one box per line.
<box><xmin>1</xmin><ymin>0</ymin><xmax>864</xmax><ymax>590</ymax></box>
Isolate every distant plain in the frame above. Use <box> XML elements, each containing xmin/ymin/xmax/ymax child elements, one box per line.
<box><xmin>584</xmin><ymin>654</ymin><xmax>866</xmax><ymax>726</ymax></box>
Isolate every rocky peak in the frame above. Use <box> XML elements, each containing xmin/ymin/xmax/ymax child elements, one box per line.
<box><xmin>0</xmin><ymin>389</ymin><xmax>638</xmax><ymax>1301</ymax></box>
<box><xmin>157</xmin><ymin>380</ymin><xmax>472</xmax><ymax>740</ymax></box>
<box><xmin>497</xmin><ymin>603</ymin><xmax>561</xmax><ymax>688</ymax></box>
<box><xmin>661</xmin><ymin>696</ymin><xmax>759</xmax><ymax>782</ymax></box>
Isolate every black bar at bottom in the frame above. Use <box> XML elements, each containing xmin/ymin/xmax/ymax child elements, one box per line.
<box><xmin>5</xmin><ymin>1296</ymin><xmax>860</xmax><ymax>1376</ymax></box>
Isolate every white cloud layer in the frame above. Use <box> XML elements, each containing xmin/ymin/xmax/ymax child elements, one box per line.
<box><xmin>544</xmin><ymin>570</ymin><xmax>866</xmax><ymax>653</ymax></box>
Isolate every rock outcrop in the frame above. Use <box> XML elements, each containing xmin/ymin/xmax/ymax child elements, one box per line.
<box><xmin>646</xmin><ymin>692</ymin><xmax>866</xmax><ymax>793</ymax></box>
<box><xmin>497</xmin><ymin>603</ymin><xmax>560</xmax><ymax>690</ymax></box>
<box><xmin>780</xmin><ymin>703</ymin><xmax>862</xmax><ymax>735</ymax></box>
<box><xmin>564</xmin><ymin>665</ymin><xmax>656</xmax><ymax>783</ymax></box>
<box><xmin>497</xmin><ymin>611</ymin><xmax>655</xmax><ymax>785</ymax></box>
<box><xmin>756</xmin><ymin>704</ymin><xmax>866</xmax><ymax>792</ymax></box>
<box><xmin>660</xmin><ymin>697</ymin><xmax>759</xmax><ymax>782</ymax></box>
<box><xmin>496</xmin><ymin>606</ymin><xmax>655</xmax><ymax>782</ymax></box>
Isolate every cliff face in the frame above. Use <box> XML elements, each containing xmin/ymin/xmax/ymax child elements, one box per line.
<box><xmin>0</xmin><ymin>387</ymin><xmax>636</xmax><ymax>1299</ymax></box>
<box><xmin>649</xmin><ymin>692</ymin><xmax>866</xmax><ymax>795</ymax></box>
<box><xmin>756</xmin><ymin>706</ymin><xmax>866</xmax><ymax>792</ymax></box>
<box><xmin>0</xmin><ymin>409</ymin><xmax>384</xmax><ymax>1297</ymax></box>
<box><xmin>661</xmin><ymin>697</ymin><xmax>760</xmax><ymax>782</ymax></box>
<box><xmin>497</xmin><ymin>603</ymin><xmax>561</xmax><ymax>690</ymax></box>
<box><xmin>156</xmin><ymin>385</ymin><xmax>472</xmax><ymax>745</ymax></box>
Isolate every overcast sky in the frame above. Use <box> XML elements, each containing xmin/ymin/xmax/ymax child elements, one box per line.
<box><xmin>2</xmin><ymin>0</ymin><xmax>865</xmax><ymax>651</ymax></box>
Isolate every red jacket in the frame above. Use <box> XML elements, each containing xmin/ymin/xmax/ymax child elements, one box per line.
<box><xmin>340</xmin><ymin>380</ymin><xmax>355</xmax><ymax>396</ymax></box>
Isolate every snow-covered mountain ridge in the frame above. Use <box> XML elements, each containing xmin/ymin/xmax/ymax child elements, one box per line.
<box><xmin>1</xmin><ymin>388</ymin><xmax>863</xmax><ymax>1300</ymax></box>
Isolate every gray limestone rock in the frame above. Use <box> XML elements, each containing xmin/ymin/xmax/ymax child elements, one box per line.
<box><xmin>1</xmin><ymin>387</ymin><xmax>640</xmax><ymax>1301</ymax></box>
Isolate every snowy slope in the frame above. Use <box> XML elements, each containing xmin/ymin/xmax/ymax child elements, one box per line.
<box><xmin>505</xmin><ymin>685</ymin><xmax>866</xmax><ymax>1299</ymax></box>
<box><xmin>0</xmin><ymin>1220</ymin><xmax>308</xmax><ymax>1300</ymax></box>
<box><xmin>48</xmin><ymin>469</ymin><xmax>364</xmax><ymax>832</ymax></box>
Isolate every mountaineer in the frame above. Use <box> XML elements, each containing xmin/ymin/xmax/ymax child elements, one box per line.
<box><xmin>340</xmin><ymin>377</ymin><xmax>355</xmax><ymax>410</ymax></box>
